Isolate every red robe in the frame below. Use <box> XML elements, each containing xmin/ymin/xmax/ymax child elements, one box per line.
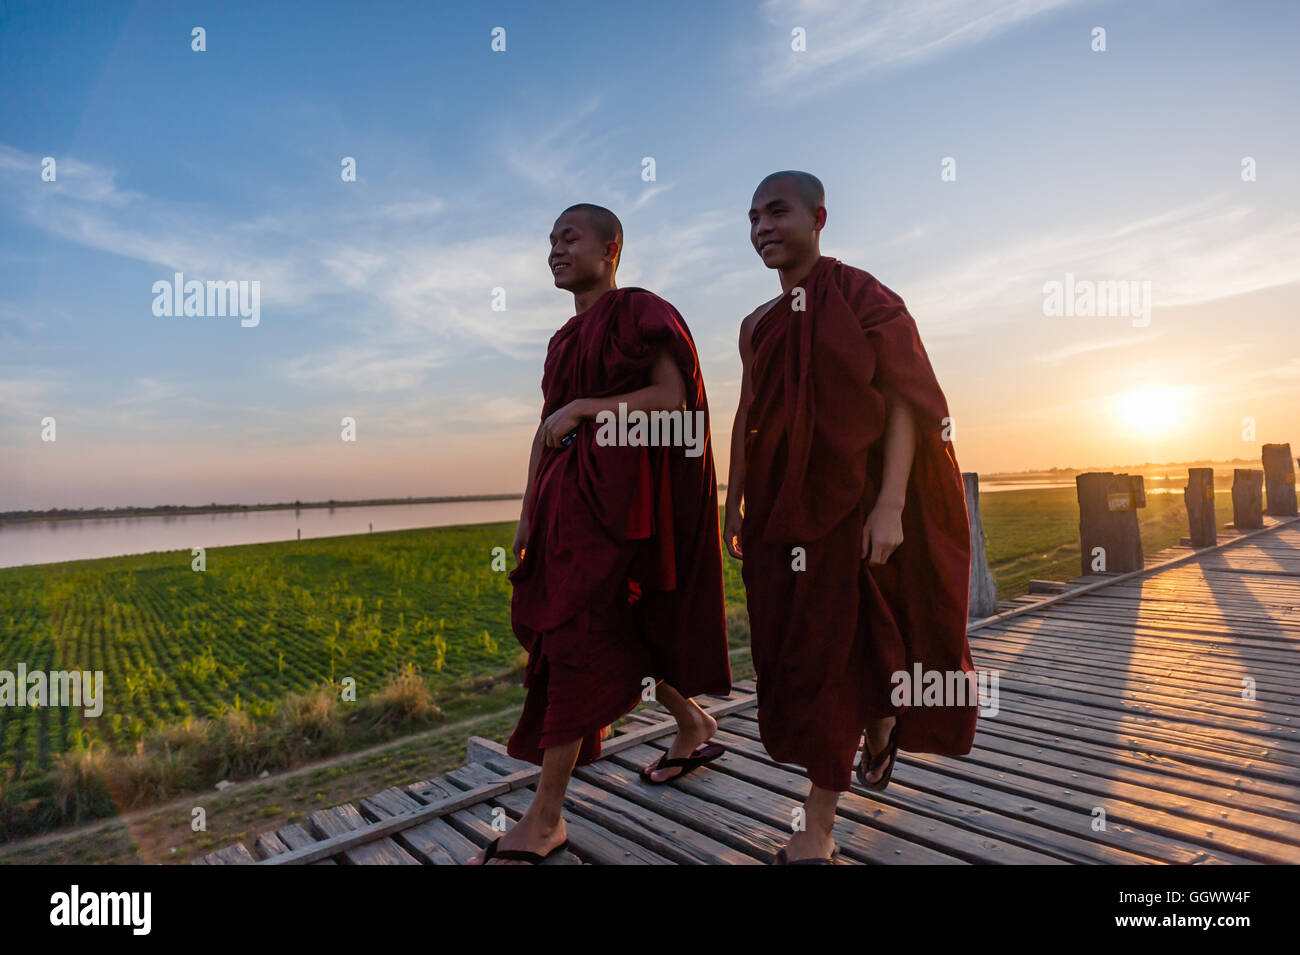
<box><xmin>741</xmin><ymin>256</ymin><xmax>977</xmax><ymax>791</ymax></box>
<box><xmin>507</xmin><ymin>287</ymin><xmax>732</xmax><ymax>766</ymax></box>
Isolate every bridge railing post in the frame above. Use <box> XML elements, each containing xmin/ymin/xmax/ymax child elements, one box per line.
<box><xmin>1184</xmin><ymin>467</ymin><xmax>1217</xmax><ymax>547</ymax></box>
<box><xmin>1076</xmin><ymin>472</ymin><xmax>1145</xmax><ymax>575</ymax></box>
<box><xmin>1262</xmin><ymin>443</ymin><xmax>1298</xmax><ymax>516</ymax></box>
<box><xmin>964</xmin><ymin>472</ymin><xmax>997</xmax><ymax>618</ymax></box>
<box><xmin>1231</xmin><ymin>468</ymin><xmax>1263</xmax><ymax>529</ymax></box>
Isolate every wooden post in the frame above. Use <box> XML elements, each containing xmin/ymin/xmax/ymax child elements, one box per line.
<box><xmin>1261</xmin><ymin>443</ymin><xmax>1298</xmax><ymax>516</ymax></box>
<box><xmin>1231</xmin><ymin>469</ymin><xmax>1263</xmax><ymax>529</ymax></box>
<box><xmin>1076</xmin><ymin>472</ymin><xmax>1143</xmax><ymax>575</ymax></box>
<box><xmin>964</xmin><ymin>473</ymin><xmax>997</xmax><ymax>618</ymax></box>
<box><xmin>1184</xmin><ymin>468</ymin><xmax>1216</xmax><ymax>546</ymax></box>
<box><xmin>1127</xmin><ymin>473</ymin><xmax>1146</xmax><ymax>507</ymax></box>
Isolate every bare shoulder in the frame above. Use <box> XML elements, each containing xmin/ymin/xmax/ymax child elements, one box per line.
<box><xmin>738</xmin><ymin>294</ymin><xmax>782</xmax><ymax>351</ymax></box>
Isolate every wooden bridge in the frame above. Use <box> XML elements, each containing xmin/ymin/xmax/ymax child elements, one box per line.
<box><xmin>199</xmin><ymin>515</ymin><xmax>1300</xmax><ymax>865</ymax></box>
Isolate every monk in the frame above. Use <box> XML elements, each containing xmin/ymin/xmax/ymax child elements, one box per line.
<box><xmin>472</xmin><ymin>203</ymin><xmax>732</xmax><ymax>864</ymax></box>
<box><xmin>724</xmin><ymin>172</ymin><xmax>978</xmax><ymax>864</ymax></box>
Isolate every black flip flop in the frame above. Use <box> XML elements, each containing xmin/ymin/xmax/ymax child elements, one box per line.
<box><xmin>480</xmin><ymin>835</ymin><xmax>570</xmax><ymax>865</ymax></box>
<box><xmin>639</xmin><ymin>742</ymin><xmax>726</xmax><ymax>784</ymax></box>
<box><xmin>775</xmin><ymin>846</ymin><xmax>840</xmax><ymax>865</ymax></box>
<box><xmin>856</xmin><ymin>720</ymin><xmax>900</xmax><ymax>791</ymax></box>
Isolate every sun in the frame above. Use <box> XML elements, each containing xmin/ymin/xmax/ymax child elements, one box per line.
<box><xmin>1115</xmin><ymin>387</ymin><xmax>1186</xmax><ymax>438</ymax></box>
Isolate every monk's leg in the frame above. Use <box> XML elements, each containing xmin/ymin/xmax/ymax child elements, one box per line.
<box><xmin>645</xmin><ymin>681</ymin><xmax>719</xmax><ymax>782</ymax></box>
<box><xmin>472</xmin><ymin>736</ymin><xmax>581</xmax><ymax>865</ymax></box>
<box><xmin>782</xmin><ymin>783</ymin><xmax>839</xmax><ymax>862</ymax></box>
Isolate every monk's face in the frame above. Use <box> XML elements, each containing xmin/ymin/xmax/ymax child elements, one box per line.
<box><xmin>548</xmin><ymin>211</ymin><xmax>616</xmax><ymax>291</ymax></box>
<box><xmin>749</xmin><ymin>179</ymin><xmax>823</xmax><ymax>269</ymax></box>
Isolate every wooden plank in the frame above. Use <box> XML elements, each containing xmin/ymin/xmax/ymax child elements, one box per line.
<box><xmin>358</xmin><ymin>786</ymin><xmax>459</xmax><ymax>865</ymax></box>
<box><xmin>975</xmin><ymin>613</ymin><xmax>1300</xmax><ymax>675</ymax></box>
<box><xmin>964</xmin><ymin>710</ymin><xmax>1300</xmax><ymax>809</ymax></box>
<box><xmin>252</xmin><ymin>830</ymin><xmax>289</xmax><ymax>860</ymax></box>
<box><xmin>443</xmin><ymin>799</ymin><xmax>583</xmax><ymax>865</ymax></box>
<box><xmin>967</xmin><ymin>515</ymin><xmax>1300</xmax><ymax>630</ymax></box>
<box><xmin>307</xmin><ymin>803</ymin><xmax>421</xmax><ymax>865</ymax></box>
<box><xmin>970</xmin><ymin>624</ymin><xmax>1300</xmax><ymax>692</ymax></box>
<box><xmin>271</xmin><ymin>822</ymin><xmax>337</xmax><ymax>865</ymax></box>
<box><xmin>469</xmin><ymin>740</ymin><xmax>764</xmax><ymax>865</ymax></box>
<box><xmin>400</xmin><ymin>776</ymin><xmax>491</xmax><ymax>864</ymax></box>
<box><xmin>686</xmin><ymin>725</ymin><xmax>1093</xmax><ymax>864</ymax></box>
<box><xmin>445</xmin><ymin>763</ymin><xmax>674</xmax><ymax>865</ymax></box>
<box><xmin>575</xmin><ymin>755</ymin><xmax>808</xmax><ymax>862</ymax></box>
<box><xmin>963</xmin><ymin>662</ymin><xmax>1300</xmax><ymax>743</ymax></box>
<box><xmin>710</xmin><ymin>719</ymin><xmax>1240</xmax><ymax>864</ymax></box>
<box><xmin>904</xmin><ymin>744</ymin><xmax>1300</xmax><ymax>850</ymax></box>
<box><xmin>257</xmin><ymin>691</ymin><xmax>756</xmax><ymax>865</ymax></box>
<box><xmin>970</xmin><ymin>694</ymin><xmax>1300</xmax><ymax>784</ymax></box>
<box><xmin>200</xmin><ymin>842</ymin><xmax>256</xmax><ymax>865</ymax></box>
<box><xmin>608</xmin><ymin>741</ymin><xmax>974</xmax><ymax>864</ymax></box>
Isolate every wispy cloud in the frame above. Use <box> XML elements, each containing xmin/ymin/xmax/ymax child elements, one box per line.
<box><xmin>898</xmin><ymin>197</ymin><xmax>1300</xmax><ymax>337</ymax></box>
<box><xmin>754</xmin><ymin>0</ymin><xmax>1079</xmax><ymax>96</ymax></box>
<box><xmin>497</xmin><ymin>97</ymin><xmax>606</xmax><ymax>190</ymax></box>
<box><xmin>285</xmin><ymin>346</ymin><xmax>448</xmax><ymax>394</ymax></box>
<box><xmin>0</xmin><ymin>144</ymin><xmax>140</xmax><ymax>205</ymax></box>
<box><xmin>1034</xmin><ymin>332</ymin><xmax>1160</xmax><ymax>364</ymax></box>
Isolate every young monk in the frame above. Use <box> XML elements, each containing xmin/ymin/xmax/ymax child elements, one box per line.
<box><xmin>472</xmin><ymin>203</ymin><xmax>732</xmax><ymax>864</ymax></box>
<box><xmin>724</xmin><ymin>172</ymin><xmax>978</xmax><ymax>864</ymax></box>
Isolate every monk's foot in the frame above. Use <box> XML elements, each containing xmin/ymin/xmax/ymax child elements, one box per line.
<box><xmin>470</xmin><ymin>813</ymin><xmax>567</xmax><ymax>865</ymax></box>
<box><xmin>649</xmin><ymin>708</ymin><xmax>719</xmax><ymax>782</ymax></box>
<box><xmin>779</xmin><ymin>827</ymin><xmax>837</xmax><ymax>864</ymax></box>
<box><xmin>861</xmin><ymin>715</ymin><xmax>898</xmax><ymax>785</ymax></box>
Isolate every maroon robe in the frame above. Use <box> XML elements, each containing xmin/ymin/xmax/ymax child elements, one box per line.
<box><xmin>742</xmin><ymin>256</ymin><xmax>977</xmax><ymax>791</ymax></box>
<box><xmin>507</xmin><ymin>287</ymin><xmax>732</xmax><ymax>766</ymax></box>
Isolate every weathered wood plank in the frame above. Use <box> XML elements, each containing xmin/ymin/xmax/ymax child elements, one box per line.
<box><xmin>270</xmin><ymin>822</ymin><xmax>337</xmax><ymax>865</ymax></box>
<box><xmin>307</xmin><ymin>803</ymin><xmax>420</xmax><ymax>865</ymax></box>
<box><xmin>201</xmin><ymin>842</ymin><xmax>256</xmax><ymax>865</ymax></box>
<box><xmin>470</xmin><ymin>739</ymin><xmax>764</xmax><ymax>865</ymax></box>
<box><xmin>609</xmin><ymin>741</ymin><xmax>975</xmax><ymax>864</ymax></box>
<box><xmin>711</xmin><ymin>720</ymin><xmax>1245</xmax><ymax>864</ymax></box>
<box><xmin>358</xmin><ymin>786</ymin><xmax>459</xmax><ymax>865</ymax></box>
<box><xmin>445</xmin><ymin>763</ymin><xmax>674</xmax><ymax>865</ymax></box>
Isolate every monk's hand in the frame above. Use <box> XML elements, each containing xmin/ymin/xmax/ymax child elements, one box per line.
<box><xmin>541</xmin><ymin>400</ymin><xmax>587</xmax><ymax>448</ymax></box>
<box><xmin>723</xmin><ymin>507</ymin><xmax>744</xmax><ymax>560</ymax></box>
<box><xmin>512</xmin><ymin>515</ymin><xmax>530</xmax><ymax>563</ymax></box>
<box><xmin>862</xmin><ymin>504</ymin><xmax>904</xmax><ymax>564</ymax></box>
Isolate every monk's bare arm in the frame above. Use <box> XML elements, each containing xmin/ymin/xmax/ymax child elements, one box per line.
<box><xmin>876</xmin><ymin>389</ymin><xmax>917</xmax><ymax>510</ymax></box>
<box><xmin>863</xmin><ymin>388</ymin><xmax>916</xmax><ymax>562</ymax></box>
<box><xmin>512</xmin><ymin>421</ymin><xmax>545</xmax><ymax>559</ymax></box>
<box><xmin>723</xmin><ymin>303</ymin><xmax>769</xmax><ymax>559</ymax></box>
<box><xmin>539</xmin><ymin>349</ymin><xmax>686</xmax><ymax>447</ymax></box>
<box><xmin>520</xmin><ymin>421</ymin><xmax>545</xmax><ymax>512</ymax></box>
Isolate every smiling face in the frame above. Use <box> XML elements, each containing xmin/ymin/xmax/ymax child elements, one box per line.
<box><xmin>548</xmin><ymin>210</ymin><xmax>617</xmax><ymax>291</ymax></box>
<box><xmin>749</xmin><ymin>176</ymin><xmax>825</xmax><ymax>270</ymax></box>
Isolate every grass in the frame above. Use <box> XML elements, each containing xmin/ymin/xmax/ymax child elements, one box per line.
<box><xmin>0</xmin><ymin>522</ymin><xmax>524</xmax><ymax>776</ymax></box>
<box><xmin>0</xmin><ymin>480</ymin><xmax>1249</xmax><ymax>844</ymax></box>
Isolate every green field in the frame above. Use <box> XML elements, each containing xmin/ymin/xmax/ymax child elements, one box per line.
<box><xmin>0</xmin><ymin>483</ymin><xmax>1245</xmax><ymax>830</ymax></box>
<box><xmin>0</xmin><ymin>522</ymin><xmax>525</xmax><ymax>775</ymax></box>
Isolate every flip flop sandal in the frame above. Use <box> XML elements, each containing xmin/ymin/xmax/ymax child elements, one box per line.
<box><xmin>856</xmin><ymin>720</ymin><xmax>900</xmax><ymax>791</ymax></box>
<box><xmin>480</xmin><ymin>835</ymin><xmax>570</xmax><ymax>865</ymax></box>
<box><xmin>638</xmin><ymin>742</ymin><xmax>726</xmax><ymax>784</ymax></box>
<box><xmin>775</xmin><ymin>846</ymin><xmax>841</xmax><ymax>865</ymax></box>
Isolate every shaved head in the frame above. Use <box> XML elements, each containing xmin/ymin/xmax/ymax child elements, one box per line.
<box><xmin>753</xmin><ymin>170</ymin><xmax>824</xmax><ymax>215</ymax></box>
<box><xmin>560</xmin><ymin>203</ymin><xmax>623</xmax><ymax>271</ymax></box>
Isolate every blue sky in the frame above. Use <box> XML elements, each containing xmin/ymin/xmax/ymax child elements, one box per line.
<box><xmin>2</xmin><ymin>0</ymin><xmax>1298</xmax><ymax>510</ymax></box>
